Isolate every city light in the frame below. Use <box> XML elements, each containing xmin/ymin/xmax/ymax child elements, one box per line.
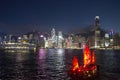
<box><xmin>0</xmin><ymin>17</ymin><xmax>120</xmax><ymax>50</ymax></box>
<box><xmin>40</xmin><ymin>35</ymin><xmax>44</xmax><ymax>37</ymax></box>
<box><xmin>0</xmin><ymin>1</ymin><xmax>120</xmax><ymax>80</ymax></box>
<box><xmin>57</xmin><ymin>49</ymin><xmax>64</xmax><ymax>54</ymax></box>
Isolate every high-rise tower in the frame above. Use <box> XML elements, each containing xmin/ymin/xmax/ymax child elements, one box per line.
<box><xmin>95</xmin><ymin>16</ymin><xmax>101</xmax><ymax>48</ymax></box>
<box><xmin>95</xmin><ymin>16</ymin><xmax>100</xmax><ymax>27</ymax></box>
<box><xmin>58</xmin><ymin>31</ymin><xmax>63</xmax><ymax>48</ymax></box>
<box><xmin>51</xmin><ymin>28</ymin><xmax>57</xmax><ymax>47</ymax></box>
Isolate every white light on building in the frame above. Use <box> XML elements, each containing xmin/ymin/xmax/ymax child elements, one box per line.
<box><xmin>95</xmin><ymin>16</ymin><xmax>100</xmax><ymax>19</ymax></box>
<box><xmin>105</xmin><ymin>33</ymin><xmax>109</xmax><ymax>38</ymax></box>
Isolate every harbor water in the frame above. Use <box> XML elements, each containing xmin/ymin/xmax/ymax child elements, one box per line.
<box><xmin>0</xmin><ymin>49</ymin><xmax>120</xmax><ymax>80</ymax></box>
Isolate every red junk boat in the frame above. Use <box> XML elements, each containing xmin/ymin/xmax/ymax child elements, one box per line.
<box><xmin>68</xmin><ymin>41</ymin><xmax>98</xmax><ymax>80</ymax></box>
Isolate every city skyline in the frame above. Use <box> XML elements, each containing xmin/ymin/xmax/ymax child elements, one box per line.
<box><xmin>0</xmin><ymin>0</ymin><xmax>120</xmax><ymax>34</ymax></box>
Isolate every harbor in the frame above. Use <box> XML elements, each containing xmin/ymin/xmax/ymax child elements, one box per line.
<box><xmin>0</xmin><ymin>49</ymin><xmax>120</xmax><ymax>80</ymax></box>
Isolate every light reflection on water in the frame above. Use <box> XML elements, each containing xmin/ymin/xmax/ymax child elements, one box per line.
<box><xmin>0</xmin><ymin>49</ymin><xmax>120</xmax><ymax>80</ymax></box>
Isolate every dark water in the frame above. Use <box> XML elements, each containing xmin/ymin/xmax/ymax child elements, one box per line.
<box><xmin>0</xmin><ymin>49</ymin><xmax>120</xmax><ymax>80</ymax></box>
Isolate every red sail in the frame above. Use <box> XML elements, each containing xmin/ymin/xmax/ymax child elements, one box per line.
<box><xmin>69</xmin><ymin>40</ymin><xmax>98</xmax><ymax>79</ymax></box>
<box><xmin>72</xmin><ymin>56</ymin><xmax>79</xmax><ymax>71</ymax></box>
<box><xmin>83</xmin><ymin>40</ymin><xmax>91</xmax><ymax>67</ymax></box>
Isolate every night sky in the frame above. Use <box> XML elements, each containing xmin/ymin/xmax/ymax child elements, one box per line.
<box><xmin>0</xmin><ymin>0</ymin><xmax>120</xmax><ymax>34</ymax></box>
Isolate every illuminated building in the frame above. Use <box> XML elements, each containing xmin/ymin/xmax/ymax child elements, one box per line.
<box><xmin>8</xmin><ymin>34</ymin><xmax>12</xmax><ymax>42</ymax></box>
<box><xmin>58</xmin><ymin>31</ymin><xmax>63</xmax><ymax>48</ymax></box>
<box><xmin>105</xmin><ymin>33</ymin><xmax>110</xmax><ymax>47</ymax></box>
<box><xmin>25</xmin><ymin>31</ymin><xmax>39</xmax><ymax>45</ymax></box>
<box><xmin>22</xmin><ymin>35</ymin><xmax>28</xmax><ymax>44</ymax></box>
<box><xmin>17</xmin><ymin>36</ymin><xmax>22</xmax><ymax>43</ymax></box>
<box><xmin>39</xmin><ymin>35</ymin><xmax>45</xmax><ymax>48</ymax></box>
<box><xmin>72</xmin><ymin>34</ymin><xmax>81</xmax><ymax>49</ymax></box>
<box><xmin>48</xmin><ymin>38</ymin><xmax>53</xmax><ymax>48</ymax></box>
<box><xmin>109</xmin><ymin>29</ymin><xmax>114</xmax><ymax>47</ymax></box>
<box><xmin>29</xmin><ymin>34</ymin><xmax>33</xmax><ymax>40</ymax></box>
<box><xmin>23</xmin><ymin>35</ymin><xmax>28</xmax><ymax>40</ymax></box>
<box><xmin>95</xmin><ymin>16</ymin><xmax>101</xmax><ymax>48</ymax></box>
<box><xmin>65</xmin><ymin>35</ymin><xmax>73</xmax><ymax>48</ymax></box>
<box><xmin>51</xmin><ymin>28</ymin><xmax>57</xmax><ymax>48</ymax></box>
<box><xmin>113</xmin><ymin>32</ymin><xmax>120</xmax><ymax>48</ymax></box>
<box><xmin>51</xmin><ymin>28</ymin><xmax>56</xmax><ymax>43</ymax></box>
<box><xmin>45</xmin><ymin>39</ymin><xmax>49</xmax><ymax>48</ymax></box>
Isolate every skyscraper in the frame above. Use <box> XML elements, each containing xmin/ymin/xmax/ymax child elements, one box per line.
<box><xmin>95</xmin><ymin>16</ymin><xmax>101</xmax><ymax>48</ymax></box>
<box><xmin>51</xmin><ymin>28</ymin><xmax>57</xmax><ymax>47</ymax></box>
<box><xmin>58</xmin><ymin>31</ymin><xmax>63</xmax><ymax>48</ymax></box>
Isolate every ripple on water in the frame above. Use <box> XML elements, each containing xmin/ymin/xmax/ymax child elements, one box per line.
<box><xmin>0</xmin><ymin>49</ymin><xmax>120</xmax><ymax>80</ymax></box>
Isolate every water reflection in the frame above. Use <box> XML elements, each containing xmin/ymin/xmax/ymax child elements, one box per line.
<box><xmin>0</xmin><ymin>49</ymin><xmax>120</xmax><ymax>80</ymax></box>
<box><xmin>56</xmin><ymin>49</ymin><xmax>65</xmax><ymax>71</ymax></box>
<box><xmin>38</xmin><ymin>49</ymin><xmax>46</xmax><ymax>59</ymax></box>
<box><xmin>36</xmin><ymin>49</ymin><xmax>68</xmax><ymax>79</ymax></box>
<box><xmin>14</xmin><ymin>53</ymin><xmax>24</xmax><ymax>80</ymax></box>
<box><xmin>37</xmin><ymin>49</ymin><xmax>47</xmax><ymax>79</ymax></box>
